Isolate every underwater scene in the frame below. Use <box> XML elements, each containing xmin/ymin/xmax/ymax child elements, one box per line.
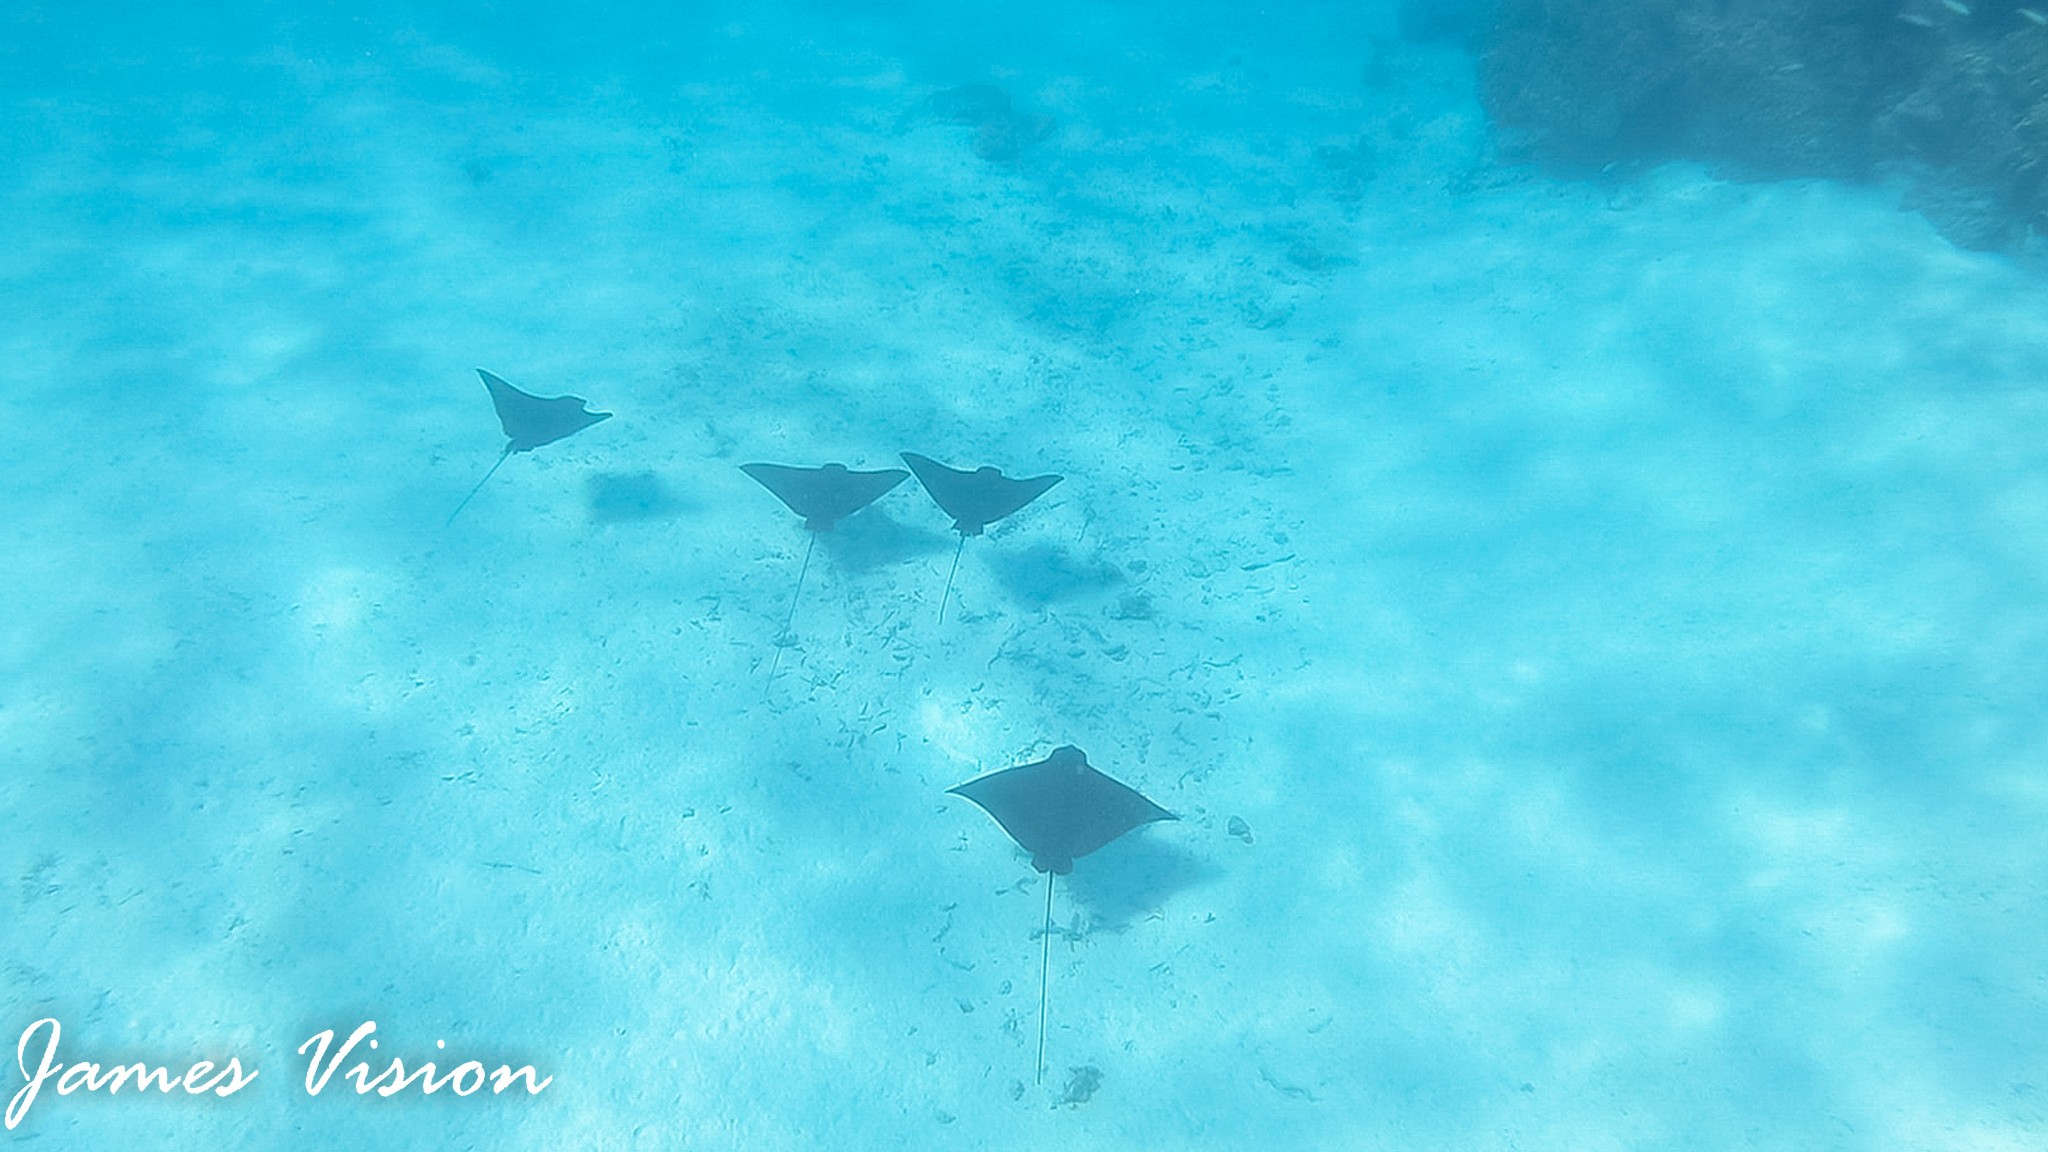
<box><xmin>5</xmin><ymin>0</ymin><xmax>2047</xmax><ymax>1147</ymax></box>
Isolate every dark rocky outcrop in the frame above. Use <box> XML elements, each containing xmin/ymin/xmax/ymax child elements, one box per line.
<box><xmin>1432</xmin><ymin>0</ymin><xmax>2048</xmax><ymax>250</ymax></box>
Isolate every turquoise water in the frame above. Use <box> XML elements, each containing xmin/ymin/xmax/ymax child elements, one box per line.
<box><xmin>5</xmin><ymin>3</ymin><xmax>2046</xmax><ymax>1148</ymax></box>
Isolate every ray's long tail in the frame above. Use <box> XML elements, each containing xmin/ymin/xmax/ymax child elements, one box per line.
<box><xmin>1037</xmin><ymin>870</ymin><xmax>1054</xmax><ymax>1085</ymax></box>
<box><xmin>766</xmin><ymin>531</ymin><xmax>817</xmax><ymax>687</ymax></box>
<box><xmin>446</xmin><ymin>445</ymin><xmax>511</xmax><ymax>526</ymax></box>
<box><xmin>938</xmin><ymin>534</ymin><xmax>966</xmax><ymax>623</ymax></box>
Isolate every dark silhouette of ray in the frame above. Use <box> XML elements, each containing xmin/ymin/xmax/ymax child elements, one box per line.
<box><xmin>741</xmin><ymin>462</ymin><xmax>909</xmax><ymax>684</ymax></box>
<box><xmin>447</xmin><ymin>369</ymin><xmax>612</xmax><ymax>524</ymax></box>
<box><xmin>901</xmin><ymin>452</ymin><xmax>1061</xmax><ymax>621</ymax></box>
<box><xmin>741</xmin><ymin>463</ymin><xmax>909</xmax><ymax>532</ymax></box>
<box><xmin>948</xmin><ymin>745</ymin><xmax>1175</xmax><ymax>1084</ymax></box>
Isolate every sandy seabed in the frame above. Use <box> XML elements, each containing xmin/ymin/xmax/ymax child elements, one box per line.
<box><xmin>3</xmin><ymin>5</ymin><xmax>2046</xmax><ymax>1149</ymax></box>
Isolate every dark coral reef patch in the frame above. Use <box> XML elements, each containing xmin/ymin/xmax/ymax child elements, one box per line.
<box><xmin>1432</xmin><ymin>0</ymin><xmax>2048</xmax><ymax>251</ymax></box>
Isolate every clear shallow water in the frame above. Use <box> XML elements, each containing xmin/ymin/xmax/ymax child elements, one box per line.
<box><xmin>4</xmin><ymin>3</ymin><xmax>2046</xmax><ymax>1149</ymax></box>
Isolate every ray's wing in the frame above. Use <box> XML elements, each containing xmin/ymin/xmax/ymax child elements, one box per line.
<box><xmin>480</xmin><ymin>369</ymin><xmax>612</xmax><ymax>452</ymax></box>
<box><xmin>743</xmin><ymin>464</ymin><xmax>909</xmax><ymax>530</ymax></box>
<box><xmin>976</xmin><ymin>472</ymin><xmax>1062</xmax><ymax>528</ymax></box>
<box><xmin>741</xmin><ymin>463</ymin><xmax>824</xmax><ymax>520</ymax></box>
<box><xmin>903</xmin><ymin>452</ymin><xmax>1062</xmax><ymax>534</ymax></box>
<box><xmin>949</xmin><ymin>763</ymin><xmax>1068</xmax><ymax>869</ymax></box>
<box><xmin>1061</xmin><ymin>767</ymin><xmax>1176</xmax><ymax>861</ymax></box>
<box><xmin>817</xmin><ymin>467</ymin><xmax>909</xmax><ymax>526</ymax></box>
<box><xmin>902</xmin><ymin>452</ymin><xmax>982</xmax><ymax>528</ymax></box>
<box><xmin>949</xmin><ymin>747</ymin><xmax>1173</xmax><ymax>874</ymax></box>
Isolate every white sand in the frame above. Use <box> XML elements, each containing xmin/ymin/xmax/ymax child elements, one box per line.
<box><xmin>3</xmin><ymin>4</ymin><xmax>2045</xmax><ymax>1148</ymax></box>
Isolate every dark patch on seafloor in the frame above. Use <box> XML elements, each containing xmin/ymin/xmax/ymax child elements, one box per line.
<box><xmin>924</xmin><ymin>84</ymin><xmax>1057</xmax><ymax>162</ymax></box>
<box><xmin>991</xmin><ymin>543</ymin><xmax>1127</xmax><ymax>608</ymax></box>
<box><xmin>1058</xmin><ymin>835</ymin><xmax>1206</xmax><ymax>931</ymax></box>
<box><xmin>819</xmin><ymin>510</ymin><xmax>948</xmax><ymax>572</ymax></box>
<box><xmin>1059</xmin><ymin>1065</ymin><xmax>1104</xmax><ymax>1107</ymax></box>
<box><xmin>1406</xmin><ymin>0</ymin><xmax>2048</xmax><ymax>253</ymax></box>
<box><xmin>587</xmin><ymin>470</ymin><xmax>689</xmax><ymax>523</ymax></box>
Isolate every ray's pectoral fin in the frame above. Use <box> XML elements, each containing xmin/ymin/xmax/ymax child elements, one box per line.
<box><xmin>480</xmin><ymin>368</ymin><xmax>612</xmax><ymax>453</ymax></box>
<box><xmin>448</xmin><ymin>369</ymin><xmax>612</xmax><ymax>526</ymax></box>
<box><xmin>947</xmin><ymin>745</ymin><xmax>1172</xmax><ymax>1085</ymax></box>
<box><xmin>901</xmin><ymin>452</ymin><xmax>1062</xmax><ymax>536</ymax></box>
<box><xmin>901</xmin><ymin>452</ymin><xmax>1063</xmax><ymax>619</ymax></box>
